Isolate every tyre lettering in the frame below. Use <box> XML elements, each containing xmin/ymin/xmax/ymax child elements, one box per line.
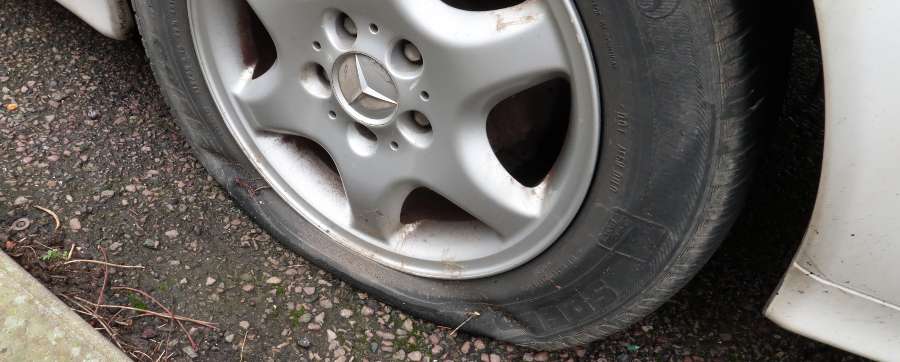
<box><xmin>635</xmin><ymin>0</ymin><xmax>681</xmax><ymax>19</ymax></box>
<box><xmin>536</xmin><ymin>305</ymin><xmax>570</xmax><ymax>329</ymax></box>
<box><xmin>609</xmin><ymin>144</ymin><xmax>627</xmax><ymax>193</ymax></box>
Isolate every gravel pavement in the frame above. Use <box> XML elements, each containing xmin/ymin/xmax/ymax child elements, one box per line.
<box><xmin>0</xmin><ymin>1</ymin><xmax>863</xmax><ymax>361</ymax></box>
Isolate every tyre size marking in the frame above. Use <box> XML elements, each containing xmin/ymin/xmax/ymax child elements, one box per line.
<box><xmin>592</xmin><ymin>17</ymin><xmax>618</xmax><ymax>70</ymax></box>
<box><xmin>525</xmin><ymin>254</ymin><xmax>581</xmax><ymax>292</ymax></box>
<box><xmin>589</xmin><ymin>0</ymin><xmax>602</xmax><ymax>16</ymax></box>
<box><xmin>615</xmin><ymin>107</ymin><xmax>629</xmax><ymax>134</ymax></box>
<box><xmin>609</xmin><ymin>105</ymin><xmax>629</xmax><ymax>193</ymax></box>
<box><xmin>635</xmin><ymin>0</ymin><xmax>681</xmax><ymax>19</ymax></box>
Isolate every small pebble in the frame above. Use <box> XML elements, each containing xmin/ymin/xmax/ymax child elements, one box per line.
<box><xmin>408</xmin><ymin>351</ymin><xmax>423</xmax><ymax>361</ymax></box>
<box><xmin>296</xmin><ymin>336</ymin><xmax>311</xmax><ymax>348</ymax></box>
<box><xmin>461</xmin><ymin>341</ymin><xmax>471</xmax><ymax>354</ymax></box>
<box><xmin>319</xmin><ymin>299</ymin><xmax>333</xmax><ymax>309</ymax></box>
<box><xmin>140</xmin><ymin>327</ymin><xmax>157</xmax><ymax>339</ymax></box>
<box><xmin>181</xmin><ymin>346</ymin><xmax>197</xmax><ymax>359</ymax></box>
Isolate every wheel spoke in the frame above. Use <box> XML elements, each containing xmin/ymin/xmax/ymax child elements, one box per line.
<box><xmin>391</xmin><ymin>0</ymin><xmax>569</xmax><ymax>113</ymax></box>
<box><xmin>245</xmin><ymin>0</ymin><xmax>330</xmax><ymax>59</ymax></box>
<box><xmin>422</xmin><ymin>126</ymin><xmax>541</xmax><ymax>238</ymax></box>
<box><xmin>231</xmin><ymin>63</ymin><xmax>338</xmax><ymax>141</ymax></box>
<box><xmin>334</xmin><ymin>152</ymin><xmax>414</xmax><ymax>239</ymax></box>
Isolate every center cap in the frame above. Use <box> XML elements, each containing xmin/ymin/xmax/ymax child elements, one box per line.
<box><xmin>333</xmin><ymin>53</ymin><xmax>399</xmax><ymax>126</ymax></box>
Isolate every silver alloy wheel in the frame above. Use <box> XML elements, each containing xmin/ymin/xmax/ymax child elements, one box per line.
<box><xmin>188</xmin><ymin>0</ymin><xmax>600</xmax><ymax>279</ymax></box>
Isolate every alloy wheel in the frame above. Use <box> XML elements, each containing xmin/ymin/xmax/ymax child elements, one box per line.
<box><xmin>189</xmin><ymin>0</ymin><xmax>600</xmax><ymax>279</ymax></box>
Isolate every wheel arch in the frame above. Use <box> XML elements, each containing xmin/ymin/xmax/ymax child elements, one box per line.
<box><xmin>765</xmin><ymin>0</ymin><xmax>900</xmax><ymax>360</ymax></box>
<box><xmin>55</xmin><ymin>0</ymin><xmax>134</xmax><ymax>40</ymax></box>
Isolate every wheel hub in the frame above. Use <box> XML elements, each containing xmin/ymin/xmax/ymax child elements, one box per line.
<box><xmin>333</xmin><ymin>53</ymin><xmax>399</xmax><ymax>127</ymax></box>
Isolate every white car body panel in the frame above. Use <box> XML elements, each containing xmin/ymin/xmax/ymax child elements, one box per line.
<box><xmin>55</xmin><ymin>0</ymin><xmax>133</xmax><ymax>40</ymax></box>
<box><xmin>765</xmin><ymin>0</ymin><xmax>900</xmax><ymax>360</ymax></box>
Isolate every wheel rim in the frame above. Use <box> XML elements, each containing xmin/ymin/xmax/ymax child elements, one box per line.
<box><xmin>188</xmin><ymin>0</ymin><xmax>600</xmax><ymax>279</ymax></box>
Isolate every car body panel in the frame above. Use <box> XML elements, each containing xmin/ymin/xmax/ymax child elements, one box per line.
<box><xmin>55</xmin><ymin>0</ymin><xmax>133</xmax><ymax>40</ymax></box>
<box><xmin>765</xmin><ymin>0</ymin><xmax>900</xmax><ymax>360</ymax></box>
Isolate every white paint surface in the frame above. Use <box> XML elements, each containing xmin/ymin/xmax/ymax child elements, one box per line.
<box><xmin>766</xmin><ymin>0</ymin><xmax>900</xmax><ymax>360</ymax></box>
<box><xmin>56</xmin><ymin>0</ymin><xmax>133</xmax><ymax>40</ymax></box>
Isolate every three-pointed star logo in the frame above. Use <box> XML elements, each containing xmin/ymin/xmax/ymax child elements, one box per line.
<box><xmin>337</xmin><ymin>54</ymin><xmax>399</xmax><ymax>119</ymax></box>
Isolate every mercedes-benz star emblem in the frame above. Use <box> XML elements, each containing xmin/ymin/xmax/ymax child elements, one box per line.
<box><xmin>333</xmin><ymin>53</ymin><xmax>399</xmax><ymax>126</ymax></box>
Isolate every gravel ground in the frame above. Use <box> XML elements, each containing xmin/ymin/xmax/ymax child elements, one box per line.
<box><xmin>0</xmin><ymin>1</ymin><xmax>864</xmax><ymax>361</ymax></box>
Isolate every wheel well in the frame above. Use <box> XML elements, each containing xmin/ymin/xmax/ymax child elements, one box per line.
<box><xmin>723</xmin><ymin>0</ymin><xmax>824</xmax><ymax>270</ymax></box>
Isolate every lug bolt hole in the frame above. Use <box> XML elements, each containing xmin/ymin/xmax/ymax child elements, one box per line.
<box><xmin>412</xmin><ymin>111</ymin><xmax>432</xmax><ymax>130</ymax></box>
<box><xmin>340</xmin><ymin>13</ymin><xmax>357</xmax><ymax>36</ymax></box>
<box><xmin>300</xmin><ymin>63</ymin><xmax>332</xmax><ymax>99</ymax></box>
<box><xmin>369</xmin><ymin>24</ymin><xmax>380</xmax><ymax>34</ymax></box>
<box><xmin>312</xmin><ymin>41</ymin><xmax>322</xmax><ymax>51</ymax></box>
<box><xmin>420</xmin><ymin>91</ymin><xmax>430</xmax><ymax>102</ymax></box>
<box><xmin>402</xmin><ymin>41</ymin><xmax>423</xmax><ymax>65</ymax></box>
<box><xmin>356</xmin><ymin>123</ymin><xmax>377</xmax><ymax>141</ymax></box>
<box><xmin>397</xmin><ymin>111</ymin><xmax>434</xmax><ymax>148</ymax></box>
<box><xmin>348</xmin><ymin>123</ymin><xmax>378</xmax><ymax>156</ymax></box>
<box><xmin>328</xmin><ymin>110</ymin><xmax>337</xmax><ymax>119</ymax></box>
<box><xmin>389</xmin><ymin>39</ymin><xmax>424</xmax><ymax>77</ymax></box>
<box><xmin>390</xmin><ymin>141</ymin><xmax>399</xmax><ymax>151</ymax></box>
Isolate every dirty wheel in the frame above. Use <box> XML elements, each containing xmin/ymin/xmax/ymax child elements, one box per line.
<box><xmin>133</xmin><ymin>0</ymin><xmax>767</xmax><ymax>349</ymax></box>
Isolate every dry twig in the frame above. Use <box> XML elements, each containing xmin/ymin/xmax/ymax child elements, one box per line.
<box><xmin>113</xmin><ymin>286</ymin><xmax>212</xmax><ymax>350</ymax></box>
<box><xmin>71</xmin><ymin>295</ymin><xmax>217</xmax><ymax>329</ymax></box>
<box><xmin>61</xmin><ymin>294</ymin><xmax>126</xmax><ymax>351</ymax></box>
<box><xmin>32</xmin><ymin>240</ymin><xmax>52</xmax><ymax>250</ymax></box>
<box><xmin>155</xmin><ymin>351</ymin><xmax>175</xmax><ymax>362</ymax></box>
<box><xmin>19</xmin><ymin>245</ymin><xmax>39</xmax><ymax>259</ymax></box>
<box><xmin>239</xmin><ymin>329</ymin><xmax>249</xmax><ymax>362</ymax></box>
<box><xmin>62</xmin><ymin>259</ymin><xmax>144</xmax><ymax>269</ymax></box>
<box><xmin>131</xmin><ymin>350</ymin><xmax>153</xmax><ymax>361</ymax></box>
<box><xmin>94</xmin><ymin>247</ymin><xmax>110</xmax><ymax>315</ymax></box>
<box><xmin>449</xmin><ymin>311</ymin><xmax>481</xmax><ymax>337</ymax></box>
<box><xmin>34</xmin><ymin>205</ymin><xmax>60</xmax><ymax>231</ymax></box>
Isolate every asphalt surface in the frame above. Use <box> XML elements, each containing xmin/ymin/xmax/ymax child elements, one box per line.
<box><xmin>0</xmin><ymin>0</ymin><xmax>862</xmax><ymax>361</ymax></box>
